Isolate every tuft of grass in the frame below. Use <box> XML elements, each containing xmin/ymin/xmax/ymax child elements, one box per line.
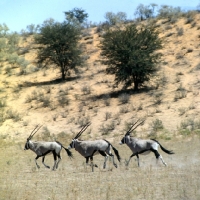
<box><xmin>99</xmin><ymin>121</ymin><xmax>115</xmax><ymax>135</ymax></box>
<box><xmin>176</xmin><ymin>27</ymin><xmax>184</xmax><ymax>36</ymax></box>
<box><xmin>150</xmin><ymin>119</ymin><xmax>164</xmax><ymax>132</ymax></box>
<box><xmin>0</xmin><ymin>99</ymin><xmax>6</xmax><ymax>108</ymax></box>
<box><xmin>119</xmin><ymin>105</ymin><xmax>129</xmax><ymax>114</ymax></box>
<box><xmin>178</xmin><ymin>107</ymin><xmax>187</xmax><ymax>116</ymax></box>
<box><xmin>103</xmin><ymin>94</ymin><xmax>111</xmax><ymax>106</ymax></box>
<box><xmin>81</xmin><ymin>85</ymin><xmax>91</xmax><ymax>95</ymax></box>
<box><xmin>57</xmin><ymin>96</ymin><xmax>69</xmax><ymax>106</ymax></box>
<box><xmin>5</xmin><ymin>109</ymin><xmax>21</xmax><ymax>122</ymax></box>
<box><xmin>104</xmin><ymin>112</ymin><xmax>112</xmax><ymax>121</ymax></box>
<box><xmin>118</xmin><ymin>93</ymin><xmax>130</xmax><ymax>104</ymax></box>
<box><xmin>153</xmin><ymin>92</ymin><xmax>163</xmax><ymax>105</ymax></box>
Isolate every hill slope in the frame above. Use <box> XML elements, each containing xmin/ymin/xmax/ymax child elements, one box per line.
<box><xmin>0</xmin><ymin>13</ymin><xmax>200</xmax><ymax>142</ymax></box>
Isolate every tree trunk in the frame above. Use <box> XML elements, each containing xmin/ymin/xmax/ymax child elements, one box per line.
<box><xmin>61</xmin><ymin>67</ymin><xmax>66</xmax><ymax>81</ymax></box>
<box><xmin>134</xmin><ymin>80</ymin><xmax>139</xmax><ymax>91</ymax></box>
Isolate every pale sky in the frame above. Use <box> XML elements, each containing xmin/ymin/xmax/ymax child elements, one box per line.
<box><xmin>0</xmin><ymin>0</ymin><xmax>199</xmax><ymax>32</ymax></box>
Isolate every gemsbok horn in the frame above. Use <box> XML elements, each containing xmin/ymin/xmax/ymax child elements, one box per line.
<box><xmin>119</xmin><ymin>119</ymin><xmax>174</xmax><ymax>167</ymax></box>
<box><xmin>68</xmin><ymin>122</ymin><xmax>121</xmax><ymax>172</ymax></box>
<box><xmin>24</xmin><ymin>124</ymin><xmax>73</xmax><ymax>170</ymax></box>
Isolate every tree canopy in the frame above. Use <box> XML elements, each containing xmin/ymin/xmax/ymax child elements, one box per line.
<box><xmin>35</xmin><ymin>21</ymin><xmax>83</xmax><ymax>80</ymax></box>
<box><xmin>64</xmin><ymin>8</ymin><xmax>88</xmax><ymax>24</ymax></box>
<box><xmin>100</xmin><ymin>24</ymin><xmax>163</xmax><ymax>90</ymax></box>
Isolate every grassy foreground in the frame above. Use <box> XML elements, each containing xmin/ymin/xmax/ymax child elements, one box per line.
<box><xmin>0</xmin><ymin>137</ymin><xmax>200</xmax><ymax>200</ymax></box>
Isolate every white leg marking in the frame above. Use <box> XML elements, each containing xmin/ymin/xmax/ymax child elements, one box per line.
<box><xmin>137</xmin><ymin>157</ymin><xmax>140</xmax><ymax>167</ymax></box>
<box><xmin>104</xmin><ymin>155</ymin><xmax>108</xmax><ymax>169</ymax></box>
<box><xmin>56</xmin><ymin>157</ymin><xmax>62</xmax><ymax>169</ymax></box>
<box><xmin>35</xmin><ymin>159</ymin><xmax>40</xmax><ymax>169</ymax></box>
<box><xmin>159</xmin><ymin>155</ymin><xmax>167</xmax><ymax>166</ymax></box>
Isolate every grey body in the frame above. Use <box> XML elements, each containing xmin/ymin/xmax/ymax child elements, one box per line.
<box><xmin>68</xmin><ymin>123</ymin><xmax>120</xmax><ymax>172</ymax></box>
<box><xmin>24</xmin><ymin>125</ymin><xmax>72</xmax><ymax>170</ymax></box>
<box><xmin>120</xmin><ymin>136</ymin><xmax>174</xmax><ymax>166</ymax></box>
<box><xmin>69</xmin><ymin>139</ymin><xmax>120</xmax><ymax>171</ymax></box>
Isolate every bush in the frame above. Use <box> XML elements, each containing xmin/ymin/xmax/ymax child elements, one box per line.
<box><xmin>150</xmin><ymin>119</ymin><xmax>164</xmax><ymax>132</ymax></box>
<box><xmin>176</xmin><ymin>27</ymin><xmax>184</xmax><ymax>36</ymax></box>
<box><xmin>118</xmin><ymin>93</ymin><xmax>130</xmax><ymax>104</ymax></box>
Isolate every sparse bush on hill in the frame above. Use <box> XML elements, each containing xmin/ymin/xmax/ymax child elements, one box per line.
<box><xmin>179</xmin><ymin>118</ymin><xmax>200</xmax><ymax>135</ymax></box>
<box><xmin>176</xmin><ymin>27</ymin><xmax>184</xmax><ymax>36</ymax></box>
<box><xmin>118</xmin><ymin>93</ymin><xmax>130</xmax><ymax>104</ymax></box>
<box><xmin>0</xmin><ymin>28</ymin><xmax>30</xmax><ymax>75</ymax></box>
<box><xmin>149</xmin><ymin>118</ymin><xmax>164</xmax><ymax>138</ymax></box>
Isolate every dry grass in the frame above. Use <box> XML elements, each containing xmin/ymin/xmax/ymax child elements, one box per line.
<box><xmin>1</xmin><ymin>138</ymin><xmax>200</xmax><ymax>200</ymax></box>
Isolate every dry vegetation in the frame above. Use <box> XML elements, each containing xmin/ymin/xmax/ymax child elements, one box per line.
<box><xmin>0</xmin><ymin>12</ymin><xmax>200</xmax><ymax>199</ymax></box>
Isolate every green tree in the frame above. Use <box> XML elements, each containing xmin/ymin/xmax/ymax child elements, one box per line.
<box><xmin>64</xmin><ymin>8</ymin><xmax>88</xmax><ymax>24</ymax></box>
<box><xmin>104</xmin><ymin>12</ymin><xmax>127</xmax><ymax>25</ymax></box>
<box><xmin>35</xmin><ymin>21</ymin><xmax>83</xmax><ymax>80</ymax></box>
<box><xmin>157</xmin><ymin>5</ymin><xmax>182</xmax><ymax>19</ymax></box>
<box><xmin>100</xmin><ymin>24</ymin><xmax>163</xmax><ymax>90</ymax></box>
<box><xmin>134</xmin><ymin>3</ymin><xmax>157</xmax><ymax>21</ymax></box>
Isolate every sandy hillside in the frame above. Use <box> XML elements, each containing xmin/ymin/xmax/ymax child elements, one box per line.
<box><xmin>0</xmin><ymin>13</ymin><xmax>200</xmax><ymax>142</ymax></box>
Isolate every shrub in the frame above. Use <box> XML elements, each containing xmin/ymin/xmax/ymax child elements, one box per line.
<box><xmin>174</xmin><ymin>91</ymin><xmax>187</xmax><ymax>101</ymax></box>
<box><xmin>41</xmin><ymin>96</ymin><xmax>51</xmax><ymax>107</ymax></box>
<box><xmin>99</xmin><ymin>121</ymin><xmax>115</xmax><ymax>135</ymax></box>
<box><xmin>5</xmin><ymin>109</ymin><xmax>21</xmax><ymax>122</ymax></box>
<box><xmin>176</xmin><ymin>27</ymin><xmax>183</xmax><ymax>36</ymax></box>
<box><xmin>178</xmin><ymin>107</ymin><xmax>187</xmax><ymax>116</ymax></box>
<box><xmin>57</xmin><ymin>96</ymin><xmax>69</xmax><ymax>106</ymax></box>
<box><xmin>118</xmin><ymin>93</ymin><xmax>130</xmax><ymax>104</ymax></box>
<box><xmin>153</xmin><ymin>92</ymin><xmax>163</xmax><ymax>105</ymax></box>
<box><xmin>81</xmin><ymin>85</ymin><xmax>91</xmax><ymax>95</ymax></box>
<box><xmin>119</xmin><ymin>105</ymin><xmax>129</xmax><ymax>114</ymax></box>
<box><xmin>104</xmin><ymin>112</ymin><xmax>112</xmax><ymax>121</ymax></box>
<box><xmin>103</xmin><ymin>94</ymin><xmax>111</xmax><ymax>106</ymax></box>
<box><xmin>0</xmin><ymin>99</ymin><xmax>6</xmax><ymax>108</ymax></box>
<box><xmin>150</xmin><ymin>119</ymin><xmax>164</xmax><ymax>132</ymax></box>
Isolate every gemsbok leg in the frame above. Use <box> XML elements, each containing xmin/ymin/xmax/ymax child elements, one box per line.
<box><xmin>151</xmin><ymin>148</ymin><xmax>167</xmax><ymax>166</ymax></box>
<box><xmin>125</xmin><ymin>153</ymin><xmax>140</xmax><ymax>166</ymax></box>
<box><xmin>42</xmin><ymin>156</ymin><xmax>50</xmax><ymax>168</ymax></box>
<box><xmin>35</xmin><ymin>155</ymin><xmax>40</xmax><ymax>169</ymax></box>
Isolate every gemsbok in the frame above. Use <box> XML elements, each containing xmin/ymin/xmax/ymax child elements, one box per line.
<box><xmin>119</xmin><ymin>119</ymin><xmax>174</xmax><ymax>167</ymax></box>
<box><xmin>24</xmin><ymin>125</ymin><xmax>73</xmax><ymax>170</ymax></box>
<box><xmin>68</xmin><ymin>123</ymin><xmax>121</xmax><ymax>172</ymax></box>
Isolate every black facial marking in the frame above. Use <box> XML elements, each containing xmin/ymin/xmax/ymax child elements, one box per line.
<box><xmin>121</xmin><ymin>137</ymin><xmax>125</xmax><ymax>144</ymax></box>
<box><xmin>24</xmin><ymin>140</ymin><xmax>30</xmax><ymax>150</ymax></box>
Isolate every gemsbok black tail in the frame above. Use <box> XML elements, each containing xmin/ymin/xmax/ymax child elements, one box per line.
<box><xmin>56</xmin><ymin>141</ymin><xmax>73</xmax><ymax>158</ymax></box>
<box><xmin>151</xmin><ymin>139</ymin><xmax>174</xmax><ymax>155</ymax></box>
<box><xmin>104</xmin><ymin>139</ymin><xmax>121</xmax><ymax>162</ymax></box>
